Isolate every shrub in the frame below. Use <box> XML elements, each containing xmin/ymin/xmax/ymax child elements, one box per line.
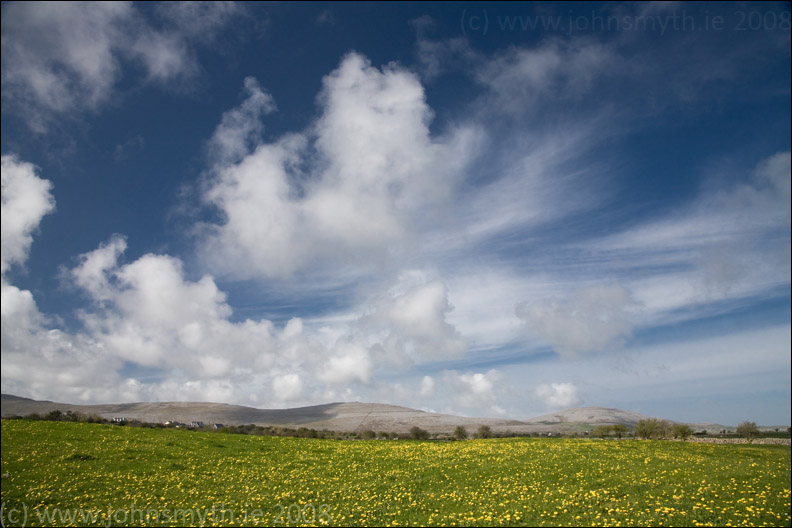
<box><xmin>410</xmin><ymin>426</ymin><xmax>430</xmax><ymax>440</ymax></box>
<box><xmin>634</xmin><ymin>419</ymin><xmax>671</xmax><ymax>439</ymax></box>
<box><xmin>672</xmin><ymin>423</ymin><xmax>694</xmax><ymax>440</ymax></box>
<box><xmin>477</xmin><ymin>425</ymin><xmax>493</xmax><ymax>439</ymax></box>
<box><xmin>593</xmin><ymin>425</ymin><xmax>613</xmax><ymax>438</ymax></box>
<box><xmin>736</xmin><ymin>421</ymin><xmax>759</xmax><ymax>441</ymax></box>
<box><xmin>612</xmin><ymin>424</ymin><xmax>629</xmax><ymax>439</ymax></box>
<box><xmin>453</xmin><ymin>426</ymin><xmax>468</xmax><ymax>441</ymax></box>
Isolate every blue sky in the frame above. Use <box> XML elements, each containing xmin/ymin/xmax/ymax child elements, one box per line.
<box><xmin>1</xmin><ymin>2</ymin><xmax>789</xmax><ymax>425</ymax></box>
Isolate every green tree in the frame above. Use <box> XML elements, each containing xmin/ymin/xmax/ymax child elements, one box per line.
<box><xmin>672</xmin><ymin>423</ymin><xmax>694</xmax><ymax>440</ymax></box>
<box><xmin>477</xmin><ymin>425</ymin><xmax>493</xmax><ymax>439</ymax></box>
<box><xmin>453</xmin><ymin>426</ymin><xmax>468</xmax><ymax>441</ymax></box>
<box><xmin>410</xmin><ymin>426</ymin><xmax>430</xmax><ymax>440</ymax></box>
<box><xmin>612</xmin><ymin>424</ymin><xmax>629</xmax><ymax>439</ymax></box>
<box><xmin>736</xmin><ymin>421</ymin><xmax>759</xmax><ymax>441</ymax></box>
<box><xmin>634</xmin><ymin>419</ymin><xmax>671</xmax><ymax>439</ymax></box>
<box><xmin>657</xmin><ymin>420</ymin><xmax>672</xmax><ymax>439</ymax></box>
<box><xmin>360</xmin><ymin>430</ymin><xmax>376</xmax><ymax>440</ymax></box>
<box><xmin>634</xmin><ymin>419</ymin><xmax>655</xmax><ymax>439</ymax></box>
<box><xmin>592</xmin><ymin>425</ymin><xmax>613</xmax><ymax>438</ymax></box>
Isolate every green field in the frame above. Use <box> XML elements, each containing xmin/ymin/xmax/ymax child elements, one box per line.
<box><xmin>1</xmin><ymin>420</ymin><xmax>789</xmax><ymax>527</ymax></box>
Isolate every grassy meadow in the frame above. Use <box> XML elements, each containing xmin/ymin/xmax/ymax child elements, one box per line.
<box><xmin>1</xmin><ymin>419</ymin><xmax>790</xmax><ymax>527</ymax></box>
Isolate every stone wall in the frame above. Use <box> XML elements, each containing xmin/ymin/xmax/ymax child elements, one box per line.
<box><xmin>686</xmin><ymin>437</ymin><xmax>790</xmax><ymax>445</ymax></box>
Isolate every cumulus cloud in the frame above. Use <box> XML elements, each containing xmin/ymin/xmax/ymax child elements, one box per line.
<box><xmin>420</xmin><ymin>375</ymin><xmax>435</xmax><ymax>398</ymax></box>
<box><xmin>3</xmin><ymin>174</ymin><xmax>468</xmax><ymax>405</ymax></box>
<box><xmin>1</xmin><ymin>159</ymin><xmax>469</xmax><ymax>404</ymax></box>
<box><xmin>314</xmin><ymin>275</ymin><xmax>467</xmax><ymax>385</ymax></box>
<box><xmin>1</xmin><ymin>156</ymin><xmax>56</xmax><ymax>274</ymax></box>
<box><xmin>208</xmin><ymin>76</ymin><xmax>277</xmax><ymax>166</ymax></box>
<box><xmin>72</xmin><ymin>240</ymin><xmax>275</xmax><ymax>374</ymax></box>
<box><xmin>516</xmin><ymin>284</ymin><xmax>640</xmax><ymax>356</ymax></box>
<box><xmin>318</xmin><ymin>341</ymin><xmax>373</xmax><ymax>386</ymax></box>
<box><xmin>0</xmin><ymin>283</ymin><xmax>125</xmax><ymax>404</ymax></box>
<box><xmin>442</xmin><ymin>369</ymin><xmax>504</xmax><ymax>414</ymax></box>
<box><xmin>535</xmin><ymin>382</ymin><xmax>583</xmax><ymax>410</ymax></box>
<box><xmin>201</xmin><ymin>52</ymin><xmax>478</xmax><ymax>279</ymax></box>
<box><xmin>272</xmin><ymin>373</ymin><xmax>304</xmax><ymax>402</ymax></box>
<box><xmin>2</xmin><ymin>232</ymin><xmax>286</xmax><ymax>404</ymax></box>
<box><xmin>364</xmin><ymin>276</ymin><xmax>467</xmax><ymax>367</ymax></box>
<box><xmin>70</xmin><ymin>234</ymin><xmax>128</xmax><ymax>303</ymax></box>
<box><xmin>5</xmin><ymin>26</ymin><xmax>785</xmax><ymax>421</ymax></box>
<box><xmin>1</xmin><ymin>156</ymin><xmax>123</xmax><ymax>403</ymax></box>
<box><xmin>1</xmin><ymin>1</ymin><xmax>242</xmax><ymax>131</ymax></box>
<box><xmin>1</xmin><ymin>172</ymin><xmax>284</xmax><ymax>405</ymax></box>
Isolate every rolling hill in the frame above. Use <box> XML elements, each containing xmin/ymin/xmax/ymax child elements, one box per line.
<box><xmin>0</xmin><ymin>394</ymin><xmax>728</xmax><ymax>434</ymax></box>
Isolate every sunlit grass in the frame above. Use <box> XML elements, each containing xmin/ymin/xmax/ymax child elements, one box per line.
<box><xmin>1</xmin><ymin>420</ymin><xmax>789</xmax><ymax>526</ymax></box>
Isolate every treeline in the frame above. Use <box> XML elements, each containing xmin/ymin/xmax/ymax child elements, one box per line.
<box><xmin>1</xmin><ymin>413</ymin><xmax>548</xmax><ymax>441</ymax></box>
<box><xmin>4</xmin><ymin>410</ymin><xmax>167</xmax><ymax>428</ymax></box>
<box><xmin>597</xmin><ymin>419</ymin><xmax>790</xmax><ymax>440</ymax></box>
<box><xmin>4</xmin><ymin>412</ymin><xmax>787</xmax><ymax>441</ymax></box>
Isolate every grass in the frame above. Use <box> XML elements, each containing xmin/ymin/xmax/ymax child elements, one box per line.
<box><xmin>1</xmin><ymin>419</ymin><xmax>790</xmax><ymax>527</ymax></box>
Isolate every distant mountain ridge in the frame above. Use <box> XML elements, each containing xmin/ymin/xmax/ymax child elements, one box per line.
<box><xmin>0</xmin><ymin>394</ymin><xmax>728</xmax><ymax>434</ymax></box>
<box><xmin>526</xmin><ymin>407</ymin><xmax>658</xmax><ymax>426</ymax></box>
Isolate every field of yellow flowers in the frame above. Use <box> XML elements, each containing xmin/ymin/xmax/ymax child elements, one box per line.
<box><xmin>1</xmin><ymin>419</ymin><xmax>789</xmax><ymax>527</ymax></box>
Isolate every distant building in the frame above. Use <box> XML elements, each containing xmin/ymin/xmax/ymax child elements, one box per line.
<box><xmin>111</xmin><ymin>417</ymin><xmax>126</xmax><ymax>423</ymax></box>
<box><xmin>213</xmin><ymin>424</ymin><xmax>224</xmax><ymax>430</ymax></box>
<box><xmin>190</xmin><ymin>421</ymin><xmax>204</xmax><ymax>428</ymax></box>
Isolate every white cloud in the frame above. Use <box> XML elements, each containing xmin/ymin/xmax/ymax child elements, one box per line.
<box><xmin>74</xmin><ymin>243</ymin><xmax>274</xmax><ymax>373</ymax></box>
<box><xmin>365</xmin><ymin>276</ymin><xmax>467</xmax><ymax>367</ymax></box>
<box><xmin>70</xmin><ymin>234</ymin><xmax>128</xmax><ymax>303</ymax></box>
<box><xmin>201</xmin><ymin>52</ymin><xmax>478</xmax><ymax>279</ymax></box>
<box><xmin>5</xmin><ymin>212</ymin><xmax>472</xmax><ymax>405</ymax></box>
<box><xmin>585</xmin><ymin>151</ymin><xmax>791</xmax><ymax>323</ymax></box>
<box><xmin>1</xmin><ymin>162</ymin><xmax>472</xmax><ymax>405</ymax></box>
<box><xmin>1</xmin><ymin>156</ymin><xmax>56</xmax><ymax>274</ymax></box>
<box><xmin>415</xmin><ymin>36</ymin><xmax>477</xmax><ymax>80</ymax></box>
<box><xmin>2</xmin><ymin>29</ymin><xmax>788</xmax><ymax>426</ymax></box>
<box><xmin>319</xmin><ymin>341</ymin><xmax>373</xmax><ymax>386</ymax></box>
<box><xmin>272</xmin><ymin>373</ymin><xmax>304</xmax><ymax>402</ymax></box>
<box><xmin>516</xmin><ymin>284</ymin><xmax>640</xmax><ymax>356</ymax></box>
<box><xmin>597</xmin><ymin>152</ymin><xmax>791</xmax><ymax>256</ymax></box>
<box><xmin>208</xmin><ymin>76</ymin><xmax>277</xmax><ymax>166</ymax></box>
<box><xmin>1</xmin><ymin>2</ymin><xmax>131</xmax><ymax>120</ymax></box>
<box><xmin>535</xmin><ymin>382</ymin><xmax>583</xmax><ymax>410</ymax></box>
<box><xmin>1</xmin><ymin>158</ymin><xmax>124</xmax><ymax>403</ymax></box>
<box><xmin>154</xmin><ymin>2</ymin><xmax>243</xmax><ymax>41</ymax></box>
<box><xmin>477</xmin><ymin>38</ymin><xmax>615</xmax><ymax>113</ymax></box>
<box><xmin>1</xmin><ymin>1</ymin><xmax>242</xmax><ymax>131</ymax></box>
<box><xmin>420</xmin><ymin>375</ymin><xmax>435</xmax><ymax>398</ymax></box>
<box><xmin>442</xmin><ymin>369</ymin><xmax>504</xmax><ymax>414</ymax></box>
